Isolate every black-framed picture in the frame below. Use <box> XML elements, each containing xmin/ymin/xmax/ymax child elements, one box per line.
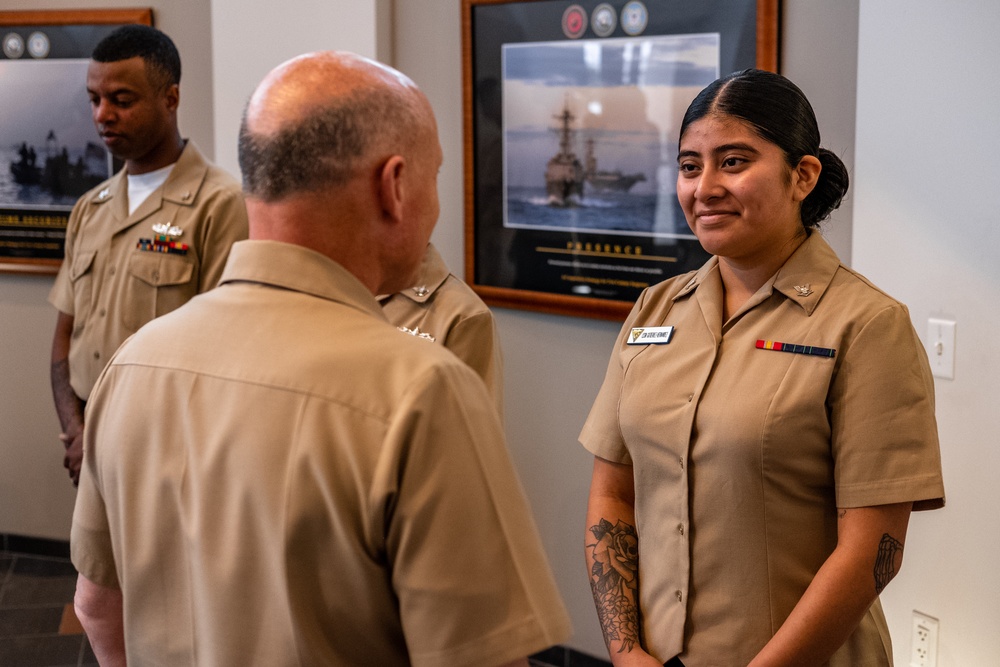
<box><xmin>0</xmin><ymin>9</ymin><xmax>152</xmax><ymax>275</ymax></box>
<box><xmin>462</xmin><ymin>0</ymin><xmax>778</xmax><ymax>319</ymax></box>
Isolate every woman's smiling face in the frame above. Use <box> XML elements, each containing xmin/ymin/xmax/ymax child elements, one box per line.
<box><xmin>676</xmin><ymin>114</ymin><xmax>818</xmax><ymax>268</ymax></box>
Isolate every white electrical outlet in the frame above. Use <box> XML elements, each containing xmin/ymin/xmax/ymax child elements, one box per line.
<box><xmin>910</xmin><ymin>610</ymin><xmax>939</xmax><ymax>667</ymax></box>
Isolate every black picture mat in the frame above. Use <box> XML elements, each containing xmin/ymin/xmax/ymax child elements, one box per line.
<box><xmin>468</xmin><ymin>0</ymin><xmax>763</xmax><ymax>316</ymax></box>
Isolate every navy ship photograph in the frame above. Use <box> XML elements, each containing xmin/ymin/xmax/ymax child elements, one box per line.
<box><xmin>8</xmin><ymin>131</ymin><xmax>107</xmax><ymax>199</ymax></box>
<box><xmin>584</xmin><ymin>137</ymin><xmax>645</xmax><ymax>193</ymax></box>
<box><xmin>543</xmin><ymin>102</ymin><xmax>647</xmax><ymax>207</ymax></box>
<box><xmin>544</xmin><ymin>104</ymin><xmax>584</xmax><ymax>207</ymax></box>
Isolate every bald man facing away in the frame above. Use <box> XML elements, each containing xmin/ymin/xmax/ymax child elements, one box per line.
<box><xmin>70</xmin><ymin>51</ymin><xmax>570</xmax><ymax>667</ymax></box>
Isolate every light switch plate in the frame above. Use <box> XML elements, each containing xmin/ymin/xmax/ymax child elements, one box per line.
<box><xmin>927</xmin><ymin>318</ymin><xmax>956</xmax><ymax>380</ymax></box>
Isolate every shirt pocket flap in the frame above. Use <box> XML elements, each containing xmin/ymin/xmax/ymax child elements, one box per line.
<box><xmin>69</xmin><ymin>251</ymin><xmax>97</xmax><ymax>282</ymax></box>
<box><xmin>128</xmin><ymin>252</ymin><xmax>194</xmax><ymax>287</ymax></box>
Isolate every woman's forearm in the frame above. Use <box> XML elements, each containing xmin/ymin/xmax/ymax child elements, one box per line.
<box><xmin>586</xmin><ymin>457</ymin><xmax>661</xmax><ymax>666</ymax></box>
<box><xmin>748</xmin><ymin>503</ymin><xmax>912</xmax><ymax>666</ymax></box>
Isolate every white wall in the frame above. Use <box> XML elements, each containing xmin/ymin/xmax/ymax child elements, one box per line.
<box><xmin>854</xmin><ymin>2</ymin><xmax>1000</xmax><ymax>664</ymax></box>
<box><xmin>0</xmin><ymin>0</ymin><xmax>218</xmax><ymax>539</ymax></box>
<box><xmin>208</xmin><ymin>0</ymin><xmax>390</xmax><ymax>177</ymax></box>
<box><xmin>781</xmin><ymin>0</ymin><xmax>858</xmax><ymax>265</ymax></box>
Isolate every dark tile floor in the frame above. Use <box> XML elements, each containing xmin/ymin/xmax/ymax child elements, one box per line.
<box><xmin>0</xmin><ymin>547</ymin><xmax>96</xmax><ymax>667</ymax></box>
<box><xmin>531</xmin><ymin>645</ymin><xmax>612</xmax><ymax>667</ymax></box>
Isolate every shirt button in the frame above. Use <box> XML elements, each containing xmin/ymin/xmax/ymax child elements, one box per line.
<box><xmin>93</xmin><ymin>351</ymin><xmax>100</xmax><ymax>360</ymax></box>
<box><xmin>687</xmin><ymin>393</ymin><xmax>694</xmax><ymax>402</ymax></box>
<box><xmin>99</xmin><ymin>309</ymin><xmax>106</xmax><ymax>317</ymax></box>
<box><xmin>679</xmin><ymin>457</ymin><xmax>684</xmax><ymax>470</ymax></box>
<box><xmin>676</xmin><ymin>590</ymin><xmax>683</xmax><ymax>602</ymax></box>
<box><xmin>677</xmin><ymin>523</ymin><xmax>684</xmax><ymax>535</ymax></box>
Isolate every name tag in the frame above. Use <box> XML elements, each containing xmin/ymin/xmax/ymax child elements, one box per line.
<box><xmin>628</xmin><ymin>326</ymin><xmax>675</xmax><ymax>345</ymax></box>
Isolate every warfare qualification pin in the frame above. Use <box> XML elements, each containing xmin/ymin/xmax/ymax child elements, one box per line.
<box><xmin>152</xmin><ymin>222</ymin><xmax>184</xmax><ymax>238</ymax></box>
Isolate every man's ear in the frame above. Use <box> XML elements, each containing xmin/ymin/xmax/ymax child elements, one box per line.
<box><xmin>163</xmin><ymin>83</ymin><xmax>180</xmax><ymax>114</ymax></box>
<box><xmin>378</xmin><ymin>155</ymin><xmax>406</xmax><ymax>224</ymax></box>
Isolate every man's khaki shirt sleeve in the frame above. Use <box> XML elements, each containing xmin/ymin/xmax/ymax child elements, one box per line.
<box><xmin>48</xmin><ymin>197</ymin><xmax>88</xmax><ymax>316</ymax></box>
<box><xmin>380</xmin><ymin>361</ymin><xmax>571</xmax><ymax>666</ymax></box>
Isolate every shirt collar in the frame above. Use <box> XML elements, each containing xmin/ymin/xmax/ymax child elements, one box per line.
<box><xmin>672</xmin><ymin>256</ymin><xmax>719</xmax><ymax>300</ymax></box>
<box><xmin>92</xmin><ymin>141</ymin><xmax>213</xmax><ymax>231</ymax></box>
<box><xmin>219</xmin><ymin>240</ymin><xmax>387</xmax><ymax>320</ymax></box>
<box><xmin>671</xmin><ymin>231</ymin><xmax>843</xmax><ymax>316</ymax></box>
<box><xmin>376</xmin><ymin>243</ymin><xmax>450</xmax><ymax>304</ymax></box>
<box><xmin>770</xmin><ymin>231</ymin><xmax>842</xmax><ymax>315</ymax></box>
<box><xmin>158</xmin><ymin>140</ymin><xmax>209</xmax><ymax>207</ymax></box>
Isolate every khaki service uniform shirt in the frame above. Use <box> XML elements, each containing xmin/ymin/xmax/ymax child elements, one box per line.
<box><xmin>580</xmin><ymin>232</ymin><xmax>944</xmax><ymax>666</ymax></box>
<box><xmin>48</xmin><ymin>141</ymin><xmax>248</xmax><ymax>399</ymax></box>
<box><xmin>379</xmin><ymin>243</ymin><xmax>504</xmax><ymax>414</ymax></box>
<box><xmin>72</xmin><ymin>240</ymin><xmax>570</xmax><ymax>667</ymax></box>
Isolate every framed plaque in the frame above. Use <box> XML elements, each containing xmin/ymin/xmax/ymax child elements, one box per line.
<box><xmin>0</xmin><ymin>9</ymin><xmax>153</xmax><ymax>274</ymax></box>
<box><xmin>462</xmin><ymin>0</ymin><xmax>778</xmax><ymax>319</ymax></box>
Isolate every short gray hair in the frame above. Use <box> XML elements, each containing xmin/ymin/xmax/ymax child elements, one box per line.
<box><xmin>238</xmin><ymin>86</ymin><xmax>421</xmax><ymax>202</ymax></box>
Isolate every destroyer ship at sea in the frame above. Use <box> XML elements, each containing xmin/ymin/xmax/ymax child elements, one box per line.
<box><xmin>544</xmin><ymin>102</ymin><xmax>646</xmax><ymax>206</ymax></box>
<box><xmin>544</xmin><ymin>105</ymin><xmax>584</xmax><ymax>207</ymax></box>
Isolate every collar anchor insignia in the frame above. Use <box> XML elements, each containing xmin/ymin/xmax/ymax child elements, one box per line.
<box><xmin>793</xmin><ymin>284</ymin><xmax>813</xmax><ymax>297</ymax></box>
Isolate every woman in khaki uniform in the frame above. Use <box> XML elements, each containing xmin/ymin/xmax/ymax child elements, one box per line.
<box><xmin>581</xmin><ymin>69</ymin><xmax>944</xmax><ymax>667</ymax></box>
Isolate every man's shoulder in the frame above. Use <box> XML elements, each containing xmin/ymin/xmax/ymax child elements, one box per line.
<box><xmin>432</xmin><ymin>274</ymin><xmax>493</xmax><ymax>320</ymax></box>
<box><xmin>360</xmin><ymin>310</ymin><xmax>479</xmax><ymax>381</ymax></box>
<box><xmin>199</xmin><ymin>161</ymin><xmax>242</xmax><ymax>193</ymax></box>
<box><xmin>71</xmin><ymin>171</ymin><xmax>122</xmax><ymax>212</ymax></box>
<box><xmin>115</xmin><ymin>285</ymin><xmax>479</xmax><ymax>413</ymax></box>
<box><xmin>174</xmin><ymin>142</ymin><xmax>243</xmax><ymax>197</ymax></box>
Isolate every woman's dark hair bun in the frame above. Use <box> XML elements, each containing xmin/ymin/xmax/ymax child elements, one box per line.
<box><xmin>801</xmin><ymin>148</ymin><xmax>849</xmax><ymax>227</ymax></box>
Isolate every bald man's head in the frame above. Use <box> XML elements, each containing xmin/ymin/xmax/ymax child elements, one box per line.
<box><xmin>238</xmin><ymin>52</ymin><xmax>433</xmax><ymax>202</ymax></box>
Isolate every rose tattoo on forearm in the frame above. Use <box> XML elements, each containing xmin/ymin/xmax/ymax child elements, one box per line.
<box><xmin>587</xmin><ymin>518</ymin><xmax>641</xmax><ymax>652</ymax></box>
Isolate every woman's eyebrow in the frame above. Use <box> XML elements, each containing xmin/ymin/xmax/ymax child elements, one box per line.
<box><xmin>677</xmin><ymin>142</ymin><xmax>761</xmax><ymax>161</ymax></box>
